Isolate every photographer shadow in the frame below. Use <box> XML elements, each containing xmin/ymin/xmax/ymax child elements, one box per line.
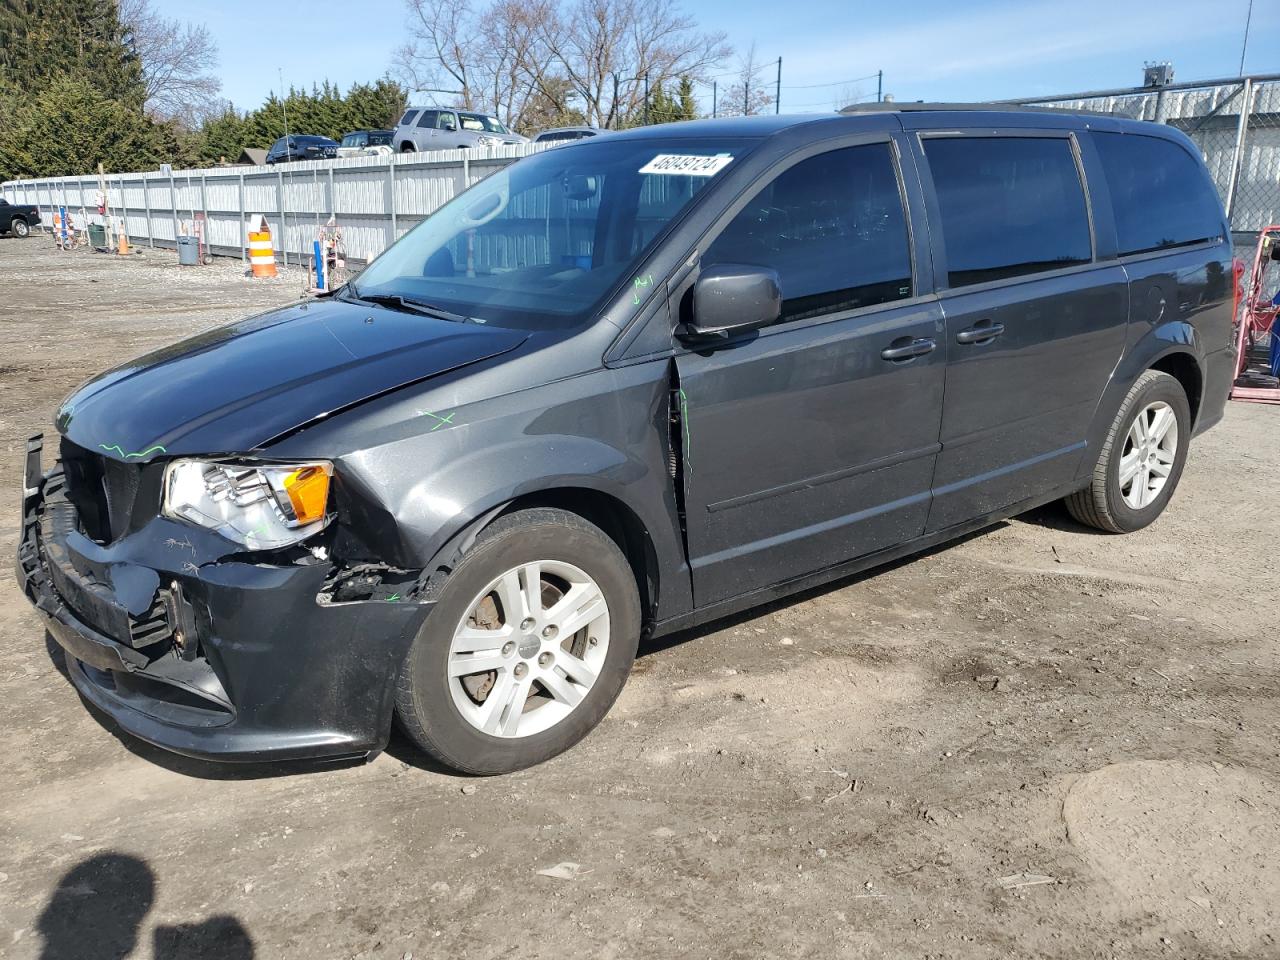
<box><xmin>36</xmin><ymin>852</ymin><xmax>254</xmax><ymax>960</ymax></box>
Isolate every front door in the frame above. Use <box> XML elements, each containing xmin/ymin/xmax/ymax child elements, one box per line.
<box><xmin>912</xmin><ymin>131</ymin><xmax>1129</xmax><ymax>530</ymax></box>
<box><xmin>674</xmin><ymin>139</ymin><xmax>946</xmax><ymax>607</ymax></box>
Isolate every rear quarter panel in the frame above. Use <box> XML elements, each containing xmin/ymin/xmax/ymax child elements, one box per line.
<box><xmin>1077</xmin><ymin>239</ymin><xmax>1234</xmax><ymax>480</ymax></box>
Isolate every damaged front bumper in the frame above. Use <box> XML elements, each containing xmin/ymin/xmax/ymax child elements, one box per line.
<box><xmin>15</xmin><ymin>435</ymin><xmax>433</xmax><ymax>763</ymax></box>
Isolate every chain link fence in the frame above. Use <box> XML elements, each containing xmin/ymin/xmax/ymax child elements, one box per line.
<box><xmin>1009</xmin><ymin>73</ymin><xmax>1280</xmax><ymax>242</ymax></box>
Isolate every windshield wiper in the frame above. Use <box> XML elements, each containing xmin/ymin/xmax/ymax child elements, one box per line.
<box><xmin>347</xmin><ymin>289</ymin><xmax>471</xmax><ymax>324</ymax></box>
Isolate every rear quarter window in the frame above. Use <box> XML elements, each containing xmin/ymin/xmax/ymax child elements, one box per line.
<box><xmin>923</xmin><ymin>135</ymin><xmax>1092</xmax><ymax>288</ymax></box>
<box><xmin>1092</xmin><ymin>131</ymin><xmax>1225</xmax><ymax>256</ymax></box>
<box><xmin>399</xmin><ymin>110</ymin><xmax>419</xmax><ymax>127</ymax></box>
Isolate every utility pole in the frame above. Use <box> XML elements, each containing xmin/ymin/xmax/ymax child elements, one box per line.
<box><xmin>611</xmin><ymin>73</ymin><xmax>620</xmax><ymax>130</ymax></box>
<box><xmin>644</xmin><ymin>72</ymin><xmax>650</xmax><ymax>125</ymax></box>
<box><xmin>279</xmin><ymin>68</ymin><xmax>290</xmax><ymax>144</ymax></box>
<box><xmin>744</xmin><ymin>72</ymin><xmax>750</xmax><ymax>116</ymax></box>
<box><xmin>712</xmin><ymin>80</ymin><xmax>717</xmax><ymax>118</ymax></box>
<box><xmin>1239</xmin><ymin>0</ymin><xmax>1254</xmax><ymax>76</ymax></box>
<box><xmin>775</xmin><ymin>58</ymin><xmax>782</xmax><ymax>114</ymax></box>
<box><xmin>877</xmin><ymin>70</ymin><xmax>883</xmax><ymax>103</ymax></box>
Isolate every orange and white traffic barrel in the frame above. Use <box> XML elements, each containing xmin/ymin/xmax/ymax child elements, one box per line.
<box><xmin>247</xmin><ymin>214</ymin><xmax>278</xmax><ymax>278</ymax></box>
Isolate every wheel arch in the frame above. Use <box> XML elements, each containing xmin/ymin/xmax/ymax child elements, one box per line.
<box><xmin>1077</xmin><ymin>325</ymin><xmax>1207</xmax><ymax>485</ymax></box>
<box><xmin>422</xmin><ymin>486</ymin><xmax>662</xmax><ymax>636</ymax></box>
<box><xmin>1146</xmin><ymin>349</ymin><xmax>1204</xmax><ymax>426</ymax></box>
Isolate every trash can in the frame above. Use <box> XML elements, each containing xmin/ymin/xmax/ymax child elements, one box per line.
<box><xmin>177</xmin><ymin>235</ymin><xmax>199</xmax><ymax>266</ymax></box>
<box><xmin>87</xmin><ymin>223</ymin><xmax>107</xmax><ymax>250</ymax></box>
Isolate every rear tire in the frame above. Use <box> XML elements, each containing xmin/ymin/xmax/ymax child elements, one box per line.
<box><xmin>394</xmin><ymin>508</ymin><xmax>640</xmax><ymax>775</ymax></box>
<box><xmin>399</xmin><ymin>142</ymin><xmax>415</xmax><ymax>153</ymax></box>
<box><xmin>11</xmin><ymin>217</ymin><xmax>29</xmax><ymax>238</ymax></box>
<box><xmin>1064</xmin><ymin>369</ymin><xmax>1191</xmax><ymax>533</ymax></box>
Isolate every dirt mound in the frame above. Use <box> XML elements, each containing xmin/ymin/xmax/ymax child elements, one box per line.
<box><xmin>1065</xmin><ymin>760</ymin><xmax>1280</xmax><ymax>953</ymax></box>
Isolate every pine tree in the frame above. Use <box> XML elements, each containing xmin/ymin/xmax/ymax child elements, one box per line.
<box><xmin>0</xmin><ymin>74</ymin><xmax>174</xmax><ymax>177</ymax></box>
<box><xmin>0</xmin><ymin>0</ymin><xmax>145</xmax><ymax>108</ymax></box>
<box><xmin>676</xmin><ymin>76</ymin><xmax>698</xmax><ymax>121</ymax></box>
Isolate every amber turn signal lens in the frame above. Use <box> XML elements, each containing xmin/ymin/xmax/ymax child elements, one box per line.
<box><xmin>283</xmin><ymin>466</ymin><xmax>330</xmax><ymax>524</ymax></box>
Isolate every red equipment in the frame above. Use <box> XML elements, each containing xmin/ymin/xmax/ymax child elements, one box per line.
<box><xmin>1231</xmin><ymin>226</ymin><xmax>1280</xmax><ymax>404</ymax></box>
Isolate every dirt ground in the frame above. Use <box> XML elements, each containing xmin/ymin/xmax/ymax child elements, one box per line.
<box><xmin>1</xmin><ymin>236</ymin><xmax>1278</xmax><ymax>960</ymax></box>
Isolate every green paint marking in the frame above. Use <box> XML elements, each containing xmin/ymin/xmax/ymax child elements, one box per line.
<box><xmin>678</xmin><ymin>388</ymin><xmax>691</xmax><ymax>461</ymax></box>
<box><xmin>385</xmin><ymin>593</ymin><xmax>401</xmax><ymax>602</ymax></box>
<box><xmin>422</xmin><ymin>411</ymin><xmax>456</xmax><ymax>431</ymax></box>
<box><xmin>631</xmin><ymin>274</ymin><xmax>654</xmax><ymax>306</ymax></box>
<box><xmin>99</xmin><ymin>442</ymin><xmax>167</xmax><ymax>460</ymax></box>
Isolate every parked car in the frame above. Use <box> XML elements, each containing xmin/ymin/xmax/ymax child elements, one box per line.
<box><xmin>0</xmin><ymin>197</ymin><xmax>41</xmax><ymax>237</ymax></box>
<box><xmin>393</xmin><ymin>106</ymin><xmax>527</xmax><ymax>152</ymax></box>
<box><xmin>533</xmin><ymin>126</ymin><xmax>604</xmax><ymax>144</ymax></box>
<box><xmin>337</xmin><ymin>130</ymin><xmax>394</xmax><ymax>159</ymax></box>
<box><xmin>265</xmin><ymin>135</ymin><xmax>339</xmax><ymax>164</ymax></box>
<box><xmin>19</xmin><ymin>107</ymin><xmax>1234</xmax><ymax>775</ymax></box>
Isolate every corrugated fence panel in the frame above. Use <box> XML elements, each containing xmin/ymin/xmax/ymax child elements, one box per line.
<box><xmin>2</xmin><ymin>144</ymin><xmax>547</xmax><ymax>265</ymax></box>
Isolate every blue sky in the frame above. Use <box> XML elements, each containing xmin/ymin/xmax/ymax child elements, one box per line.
<box><xmin>159</xmin><ymin>0</ymin><xmax>1274</xmax><ymax>114</ymax></box>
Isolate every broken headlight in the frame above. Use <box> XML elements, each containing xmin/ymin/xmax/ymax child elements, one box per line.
<box><xmin>162</xmin><ymin>460</ymin><xmax>333</xmax><ymax>549</ymax></box>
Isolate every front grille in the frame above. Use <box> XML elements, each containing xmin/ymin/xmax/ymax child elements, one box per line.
<box><xmin>59</xmin><ymin>439</ymin><xmax>151</xmax><ymax>544</ymax></box>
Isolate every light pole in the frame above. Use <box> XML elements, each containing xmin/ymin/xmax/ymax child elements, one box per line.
<box><xmin>279</xmin><ymin>68</ymin><xmax>290</xmax><ymax>143</ymax></box>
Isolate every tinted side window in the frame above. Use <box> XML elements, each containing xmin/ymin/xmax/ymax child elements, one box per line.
<box><xmin>1093</xmin><ymin>132</ymin><xmax>1224</xmax><ymax>256</ymax></box>
<box><xmin>923</xmin><ymin>136</ymin><xmax>1091</xmax><ymax>287</ymax></box>
<box><xmin>417</xmin><ymin>110</ymin><xmax>439</xmax><ymax>128</ymax></box>
<box><xmin>399</xmin><ymin>110</ymin><xmax>419</xmax><ymax>127</ymax></box>
<box><xmin>703</xmin><ymin>143</ymin><xmax>913</xmax><ymax>324</ymax></box>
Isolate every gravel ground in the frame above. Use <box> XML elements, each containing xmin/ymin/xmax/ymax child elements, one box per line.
<box><xmin>1</xmin><ymin>236</ymin><xmax>1278</xmax><ymax>960</ymax></box>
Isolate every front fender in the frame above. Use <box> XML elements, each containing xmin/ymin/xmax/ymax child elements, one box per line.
<box><xmin>281</xmin><ymin>362</ymin><xmax>695</xmax><ymax>621</ymax></box>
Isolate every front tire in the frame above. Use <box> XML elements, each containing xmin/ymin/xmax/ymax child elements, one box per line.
<box><xmin>11</xmin><ymin>217</ymin><xmax>29</xmax><ymax>238</ymax></box>
<box><xmin>394</xmin><ymin>508</ymin><xmax>640</xmax><ymax>775</ymax></box>
<box><xmin>1065</xmin><ymin>369</ymin><xmax>1191</xmax><ymax>533</ymax></box>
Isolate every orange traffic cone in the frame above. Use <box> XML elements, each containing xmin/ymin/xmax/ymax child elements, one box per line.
<box><xmin>247</xmin><ymin>214</ymin><xmax>278</xmax><ymax>278</ymax></box>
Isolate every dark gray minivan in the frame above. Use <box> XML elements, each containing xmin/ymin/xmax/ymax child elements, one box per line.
<box><xmin>18</xmin><ymin>107</ymin><xmax>1235</xmax><ymax>774</ymax></box>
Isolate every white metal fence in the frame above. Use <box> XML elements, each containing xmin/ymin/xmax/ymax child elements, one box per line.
<box><xmin>1</xmin><ymin>145</ymin><xmax>541</xmax><ymax>266</ymax></box>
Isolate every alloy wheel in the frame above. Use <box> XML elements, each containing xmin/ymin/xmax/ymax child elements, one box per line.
<box><xmin>447</xmin><ymin>560</ymin><xmax>610</xmax><ymax>738</ymax></box>
<box><xmin>1119</xmin><ymin>400</ymin><xmax>1178</xmax><ymax>509</ymax></box>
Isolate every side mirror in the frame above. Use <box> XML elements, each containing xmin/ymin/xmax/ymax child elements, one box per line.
<box><xmin>562</xmin><ymin>174</ymin><xmax>598</xmax><ymax>201</ymax></box>
<box><xmin>681</xmin><ymin>263</ymin><xmax>782</xmax><ymax>340</ymax></box>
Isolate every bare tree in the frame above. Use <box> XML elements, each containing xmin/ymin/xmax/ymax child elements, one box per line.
<box><xmin>394</xmin><ymin>0</ymin><xmax>481</xmax><ymax>108</ymax></box>
<box><xmin>395</xmin><ymin>0</ymin><xmax>730</xmax><ymax>132</ymax></box>
<box><xmin>119</xmin><ymin>0</ymin><xmax>221</xmax><ymax>127</ymax></box>
<box><xmin>538</xmin><ymin>0</ymin><xmax>730</xmax><ymax>129</ymax></box>
<box><xmin>720</xmin><ymin>43</ymin><xmax>773</xmax><ymax>117</ymax></box>
<box><xmin>396</xmin><ymin>0</ymin><xmax>566</xmax><ymax>132</ymax></box>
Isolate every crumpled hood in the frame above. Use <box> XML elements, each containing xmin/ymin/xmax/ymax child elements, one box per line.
<box><xmin>58</xmin><ymin>298</ymin><xmax>527</xmax><ymax>460</ymax></box>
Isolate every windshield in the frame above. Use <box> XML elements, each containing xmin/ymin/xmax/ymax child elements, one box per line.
<box><xmin>459</xmin><ymin>112</ymin><xmax>510</xmax><ymax>135</ymax></box>
<box><xmin>352</xmin><ymin>137</ymin><xmax>753</xmax><ymax>330</ymax></box>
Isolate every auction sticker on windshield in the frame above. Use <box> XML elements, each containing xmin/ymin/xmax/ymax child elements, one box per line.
<box><xmin>639</xmin><ymin>154</ymin><xmax>734</xmax><ymax>176</ymax></box>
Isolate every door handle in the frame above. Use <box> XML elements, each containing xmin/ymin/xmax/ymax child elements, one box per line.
<box><xmin>880</xmin><ymin>337</ymin><xmax>937</xmax><ymax>361</ymax></box>
<box><xmin>956</xmin><ymin>320</ymin><xmax>1005</xmax><ymax>344</ymax></box>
